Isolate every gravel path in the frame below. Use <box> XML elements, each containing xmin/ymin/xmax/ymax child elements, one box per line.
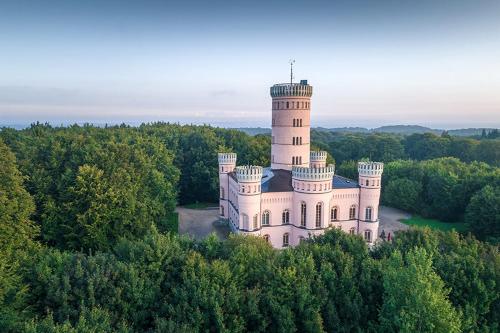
<box><xmin>378</xmin><ymin>205</ymin><xmax>410</xmax><ymax>237</ymax></box>
<box><xmin>177</xmin><ymin>206</ymin><xmax>230</xmax><ymax>240</ymax></box>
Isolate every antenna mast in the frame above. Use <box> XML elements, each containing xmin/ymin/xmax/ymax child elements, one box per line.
<box><xmin>289</xmin><ymin>59</ymin><xmax>295</xmax><ymax>84</ymax></box>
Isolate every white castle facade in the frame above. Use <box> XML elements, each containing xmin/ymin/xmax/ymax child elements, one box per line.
<box><xmin>218</xmin><ymin>79</ymin><xmax>383</xmax><ymax>248</ymax></box>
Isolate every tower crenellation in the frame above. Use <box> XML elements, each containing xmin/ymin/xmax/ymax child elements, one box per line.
<box><xmin>310</xmin><ymin>150</ymin><xmax>328</xmax><ymax>168</ymax></box>
<box><xmin>292</xmin><ymin>165</ymin><xmax>335</xmax><ymax>181</ymax></box>
<box><xmin>236</xmin><ymin>165</ymin><xmax>263</xmax><ymax>183</ymax></box>
<box><xmin>358</xmin><ymin>162</ymin><xmax>384</xmax><ymax>176</ymax></box>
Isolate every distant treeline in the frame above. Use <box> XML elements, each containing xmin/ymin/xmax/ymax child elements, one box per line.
<box><xmin>312</xmin><ymin>131</ymin><xmax>500</xmax><ymax>166</ymax></box>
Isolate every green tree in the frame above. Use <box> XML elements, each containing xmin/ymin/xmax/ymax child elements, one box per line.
<box><xmin>383</xmin><ymin>178</ymin><xmax>422</xmax><ymax>212</ymax></box>
<box><xmin>465</xmin><ymin>185</ymin><xmax>500</xmax><ymax>243</ymax></box>
<box><xmin>379</xmin><ymin>248</ymin><xmax>461</xmax><ymax>333</ymax></box>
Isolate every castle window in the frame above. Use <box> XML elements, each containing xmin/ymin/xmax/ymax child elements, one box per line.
<box><xmin>292</xmin><ymin>137</ymin><xmax>296</xmax><ymax>145</ymax></box>
<box><xmin>242</xmin><ymin>214</ymin><xmax>249</xmax><ymax>230</ymax></box>
<box><xmin>263</xmin><ymin>234</ymin><xmax>270</xmax><ymax>243</ymax></box>
<box><xmin>300</xmin><ymin>202</ymin><xmax>307</xmax><ymax>227</ymax></box>
<box><xmin>349</xmin><ymin>205</ymin><xmax>357</xmax><ymax>220</ymax></box>
<box><xmin>293</xmin><ymin>119</ymin><xmax>296</xmax><ymax>127</ymax></box>
<box><xmin>253</xmin><ymin>214</ymin><xmax>258</xmax><ymax>229</ymax></box>
<box><xmin>349</xmin><ymin>227</ymin><xmax>356</xmax><ymax>235</ymax></box>
<box><xmin>262</xmin><ymin>210</ymin><xmax>270</xmax><ymax>225</ymax></box>
<box><xmin>364</xmin><ymin>230</ymin><xmax>372</xmax><ymax>242</ymax></box>
<box><xmin>315</xmin><ymin>202</ymin><xmax>323</xmax><ymax>228</ymax></box>
<box><xmin>299</xmin><ymin>137</ymin><xmax>302</xmax><ymax>145</ymax></box>
<box><xmin>372</xmin><ymin>180</ymin><xmax>375</xmax><ymax>186</ymax></box>
<box><xmin>286</xmin><ymin>101</ymin><xmax>289</xmax><ymax>109</ymax></box>
<box><xmin>299</xmin><ymin>156</ymin><xmax>302</xmax><ymax>164</ymax></box>
<box><xmin>301</xmin><ymin>101</ymin><xmax>304</xmax><ymax>108</ymax></box>
<box><xmin>282</xmin><ymin>209</ymin><xmax>290</xmax><ymax>224</ymax></box>
<box><xmin>377</xmin><ymin>179</ymin><xmax>380</xmax><ymax>186</ymax></box>
<box><xmin>272</xmin><ymin>118</ymin><xmax>275</xmax><ymax>126</ymax></box>
<box><xmin>300</xmin><ymin>119</ymin><xmax>303</xmax><ymax>127</ymax></box>
<box><xmin>220</xmin><ymin>186</ymin><xmax>225</xmax><ymax>199</ymax></box>
<box><xmin>292</xmin><ymin>101</ymin><xmax>295</xmax><ymax>108</ymax></box>
<box><xmin>330</xmin><ymin>207</ymin><xmax>338</xmax><ymax>221</ymax></box>
<box><xmin>220</xmin><ymin>205</ymin><xmax>224</xmax><ymax>216</ymax></box>
<box><xmin>366</xmin><ymin>179</ymin><xmax>369</xmax><ymax>186</ymax></box>
<box><xmin>365</xmin><ymin>207</ymin><xmax>373</xmax><ymax>221</ymax></box>
<box><xmin>241</xmin><ymin>186</ymin><xmax>245</xmax><ymax>193</ymax></box>
<box><xmin>283</xmin><ymin>233</ymin><xmax>289</xmax><ymax>247</ymax></box>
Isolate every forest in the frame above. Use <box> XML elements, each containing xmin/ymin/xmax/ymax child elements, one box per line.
<box><xmin>1</xmin><ymin>122</ymin><xmax>499</xmax><ymax>332</ymax></box>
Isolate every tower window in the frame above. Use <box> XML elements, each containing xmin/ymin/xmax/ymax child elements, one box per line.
<box><xmin>349</xmin><ymin>205</ymin><xmax>357</xmax><ymax>220</ymax></box>
<box><xmin>283</xmin><ymin>233</ymin><xmax>289</xmax><ymax>247</ymax></box>
<box><xmin>220</xmin><ymin>186</ymin><xmax>225</xmax><ymax>199</ymax></box>
<box><xmin>330</xmin><ymin>207</ymin><xmax>338</xmax><ymax>221</ymax></box>
<box><xmin>364</xmin><ymin>230</ymin><xmax>372</xmax><ymax>242</ymax></box>
<box><xmin>262</xmin><ymin>210</ymin><xmax>270</xmax><ymax>225</ymax></box>
<box><xmin>301</xmin><ymin>202</ymin><xmax>307</xmax><ymax>227</ymax></box>
<box><xmin>293</xmin><ymin>119</ymin><xmax>296</xmax><ymax>127</ymax></box>
<box><xmin>242</xmin><ymin>214</ymin><xmax>249</xmax><ymax>230</ymax></box>
<box><xmin>300</xmin><ymin>119</ymin><xmax>303</xmax><ymax>127</ymax></box>
<box><xmin>366</xmin><ymin>179</ymin><xmax>369</xmax><ymax>186</ymax></box>
<box><xmin>253</xmin><ymin>214</ymin><xmax>258</xmax><ymax>229</ymax></box>
<box><xmin>299</xmin><ymin>137</ymin><xmax>302</xmax><ymax>145</ymax></box>
<box><xmin>282</xmin><ymin>209</ymin><xmax>290</xmax><ymax>224</ymax></box>
<box><xmin>286</xmin><ymin>101</ymin><xmax>289</xmax><ymax>109</ymax></box>
<box><xmin>315</xmin><ymin>202</ymin><xmax>322</xmax><ymax>228</ymax></box>
<box><xmin>349</xmin><ymin>227</ymin><xmax>356</xmax><ymax>235</ymax></box>
<box><xmin>365</xmin><ymin>207</ymin><xmax>373</xmax><ymax>221</ymax></box>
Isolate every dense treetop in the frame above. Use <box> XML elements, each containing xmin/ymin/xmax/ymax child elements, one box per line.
<box><xmin>0</xmin><ymin>123</ymin><xmax>499</xmax><ymax>332</ymax></box>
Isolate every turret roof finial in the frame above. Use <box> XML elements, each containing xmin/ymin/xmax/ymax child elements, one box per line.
<box><xmin>289</xmin><ymin>59</ymin><xmax>295</xmax><ymax>84</ymax></box>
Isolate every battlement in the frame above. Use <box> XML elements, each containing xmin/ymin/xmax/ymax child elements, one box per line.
<box><xmin>292</xmin><ymin>164</ymin><xmax>335</xmax><ymax>181</ymax></box>
<box><xmin>358</xmin><ymin>162</ymin><xmax>384</xmax><ymax>176</ymax></box>
<box><xmin>236</xmin><ymin>165</ymin><xmax>263</xmax><ymax>183</ymax></box>
<box><xmin>270</xmin><ymin>81</ymin><xmax>313</xmax><ymax>98</ymax></box>
<box><xmin>218</xmin><ymin>152</ymin><xmax>237</xmax><ymax>164</ymax></box>
<box><xmin>310</xmin><ymin>151</ymin><xmax>327</xmax><ymax>162</ymax></box>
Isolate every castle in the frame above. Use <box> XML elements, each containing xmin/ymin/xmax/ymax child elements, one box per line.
<box><xmin>218</xmin><ymin>77</ymin><xmax>383</xmax><ymax>248</ymax></box>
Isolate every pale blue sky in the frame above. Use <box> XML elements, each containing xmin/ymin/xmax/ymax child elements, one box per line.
<box><xmin>1</xmin><ymin>0</ymin><xmax>499</xmax><ymax>128</ymax></box>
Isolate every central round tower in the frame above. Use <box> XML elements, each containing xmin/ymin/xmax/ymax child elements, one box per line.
<box><xmin>270</xmin><ymin>80</ymin><xmax>313</xmax><ymax>170</ymax></box>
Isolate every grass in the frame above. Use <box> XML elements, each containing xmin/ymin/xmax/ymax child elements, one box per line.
<box><xmin>401</xmin><ymin>216</ymin><xmax>469</xmax><ymax>232</ymax></box>
<box><xmin>182</xmin><ymin>202</ymin><xmax>218</xmax><ymax>209</ymax></box>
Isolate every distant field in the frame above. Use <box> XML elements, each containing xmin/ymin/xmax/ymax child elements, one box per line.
<box><xmin>401</xmin><ymin>216</ymin><xmax>469</xmax><ymax>232</ymax></box>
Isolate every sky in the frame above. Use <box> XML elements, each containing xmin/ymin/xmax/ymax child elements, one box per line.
<box><xmin>1</xmin><ymin>0</ymin><xmax>499</xmax><ymax>129</ymax></box>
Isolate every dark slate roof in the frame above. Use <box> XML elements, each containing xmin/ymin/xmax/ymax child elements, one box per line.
<box><xmin>333</xmin><ymin>175</ymin><xmax>359</xmax><ymax>188</ymax></box>
<box><xmin>228</xmin><ymin>167</ymin><xmax>359</xmax><ymax>192</ymax></box>
<box><xmin>261</xmin><ymin>169</ymin><xmax>294</xmax><ymax>193</ymax></box>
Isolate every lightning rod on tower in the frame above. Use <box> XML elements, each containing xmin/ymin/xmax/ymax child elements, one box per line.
<box><xmin>289</xmin><ymin>59</ymin><xmax>295</xmax><ymax>84</ymax></box>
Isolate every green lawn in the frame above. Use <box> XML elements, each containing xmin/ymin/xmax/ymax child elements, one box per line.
<box><xmin>401</xmin><ymin>216</ymin><xmax>469</xmax><ymax>232</ymax></box>
<box><xmin>182</xmin><ymin>202</ymin><xmax>218</xmax><ymax>209</ymax></box>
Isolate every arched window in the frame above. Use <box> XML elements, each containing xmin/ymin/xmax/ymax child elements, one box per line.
<box><xmin>263</xmin><ymin>234</ymin><xmax>270</xmax><ymax>243</ymax></box>
<box><xmin>220</xmin><ymin>186</ymin><xmax>225</xmax><ymax>199</ymax></box>
<box><xmin>315</xmin><ymin>202</ymin><xmax>323</xmax><ymax>228</ymax></box>
<box><xmin>282</xmin><ymin>209</ymin><xmax>290</xmax><ymax>224</ymax></box>
<box><xmin>330</xmin><ymin>207</ymin><xmax>338</xmax><ymax>221</ymax></box>
<box><xmin>349</xmin><ymin>205</ymin><xmax>357</xmax><ymax>220</ymax></box>
<box><xmin>220</xmin><ymin>205</ymin><xmax>224</xmax><ymax>216</ymax></box>
<box><xmin>377</xmin><ymin>179</ymin><xmax>380</xmax><ymax>186</ymax></box>
<box><xmin>299</xmin><ymin>156</ymin><xmax>302</xmax><ymax>164</ymax></box>
<box><xmin>253</xmin><ymin>214</ymin><xmax>258</xmax><ymax>229</ymax></box>
<box><xmin>292</xmin><ymin>157</ymin><xmax>295</xmax><ymax>165</ymax></box>
<box><xmin>286</xmin><ymin>101</ymin><xmax>289</xmax><ymax>109</ymax></box>
<box><xmin>300</xmin><ymin>119</ymin><xmax>303</xmax><ymax>127</ymax></box>
<box><xmin>283</xmin><ymin>233</ymin><xmax>289</xmax><ymax>247</ymax></box>
<box><xmin>366</xmin><ymin>179</ymin><xmax>369</xmax><ymax>186</ymax></box>
<box><xmin>293</xmin><ymin>119</ymin><xmax>296</xmax><ymax>127</ymax></box>
<box><xmin>242</xmin><ymin>214</ymin><xmax>249</xmax><ymax>230</ymax></box>
<box><xmin>349</xmin><ymin>227</ymin><xmax>356</xmax><ymax>235</ymax></box>
<box><xmin>364</xmin><ymin>230</ymin><xmax>372</xmax><ymax>242</ymax></box>
<box><xmin>262</xmin><ymin>210</ymin><xmax>270</xmax><ymax>225</ymax></box>
<box><xmin>300</xmin><ymin>202</ymin><xmax>307</xmax><ymax>227</ymax></box>
<box><xmin>365</xmin><ymin>207</ymin><xmax>373</xmax><ymax>221</ymax></box>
